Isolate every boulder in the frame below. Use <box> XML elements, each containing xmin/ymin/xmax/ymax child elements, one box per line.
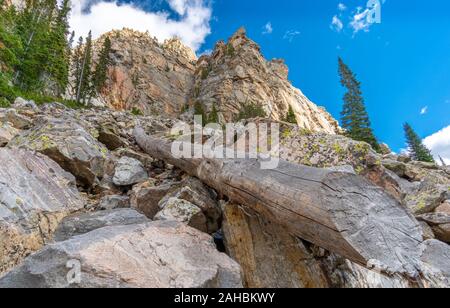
<box><xmin>130</xmin><ymin>180</ymin><xmax>179</xmax><ymax>218</ymax></box>
<box><xmin>418</xmin><ymin>213</ymin><xmax>450</xmax><ymax>243</ymax></box>
<box><xmin>0</xmin><ymin>122</ymin><xmax>19</xmax><ymax>146</ymax></box>
<box><xmin>382</xmin><ymin>159</ymin><xmax>407</xmax><ymax>178</ymax></box>
<box><xmin>435</xmin><ymin>200</ymin><xmax>450</xmax><ymax>215</ymax></box>
<box><xmin>98</xmin><ymin>195</ymin><xmax>130</xmax><ymax>211</ymax></box>
<box><xmin>405</xmin><ymin>182</ymin><xmax>447</xmax><ymax>215</ymax></box>
<box><xmin>0</xmin><ymin>221</ymin><xmax>243</xmax><ymax>288</ymax></box>
<box><xmin>419</xmin><ymin>240</ymin><xmax>450</xmax><ymax>288</ymax></box>
<box><xmin>0</xmin><ymin>109</ymin><xmax>33</xmax><ymax>129</ymax></box>
<box><xmin>419</xmin><ymin>222</ymin><xmax>436</xmax><ymax>240</ymax></box>
<box><xmin>155</xmin><ymin>198</ymin><xmax>208</xmax><ymax>233</ymax></box>
<box><xmin>159</xmin><ymin>177</ymin><xmax>222</xmax><ymax>233</ymax></box>
<box><xmin>0</xmin><ymin>148</ymin><xmax>84</xmax><ymax>275</ymax></box>
<box><xmin>53</xmin><ymin>209</ymin><xmax>149</xmax><ymax>241</ymax></box>
<box><xmin>10</xmin><ymin>116</ymin><xmax>109</xmax><ymax>187</ymax></box>
<box><xmin>13</xmin><ymin>97</ymin><xmax>38</xmax><ymax>110</ymax></box>
<box><xmin>113</xmin><ymin>156</ymin><xmax>148</xmax><ymax>186</ymax></box>
<box><xmin>97</xmin><ymin>123</ymin><xmax>126</xmax><ymax>150</ymax></box>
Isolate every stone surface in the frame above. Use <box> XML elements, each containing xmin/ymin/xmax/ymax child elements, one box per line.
<box><xmin>191</xmin><ymin>28</ymin><xmax>339</xmax><ymax>133</ymax></box>
<box><xmin>13</xmin><ymin>97</ymin><xmax>38</xmax><ymax>110</ymax></box>
<box><xmin>0</xmin><ymin>108</ymin><xmax>33</xmax><ymax>129</ymax></box>
<box><xmin>88</xmin><ymin>29</ymin><xmax>196</xmax><ymax>116</ymax></box>
<box><xmin>419</xmin><ymin>240</ymin><xmax>450</xmax><ymax>288</ymax></box>
<box><xmin>98</xmin><ymin>195</ymin><xmax>130</xmax><ymax>210</ymax></box>
<box><xmin>418</xmin><ymin>213</ymin><xmax>450</xmax><ymax>243</ymax></box>
<box><xmin>222</xmin><ymin>203</ymin><xmax>329</xmax><ymax>288</ymax></box>
<box><xmin>113</xmin><ymin>156</ymin><xmax>148</xmax><ymax>186</ymax></box>
<box><xmin>53</xmin><ymin>209</ymin><xmax>149</xmax><ymax>241</ymax></box>
<box><xmin>0</xmin><ymin>122</ymin><xmax>19</xmax><ymax>146</ymax></box>
<box><xmin>10</xmin><ymin>115</ymin><xmax>109</xmax><ymax>187</ymax></box>
<box><xmin>159</xmin><ymin>177</ymin><xmax>222</xmax><ymax>233</ymax></box>
<box><xmin>155</xmin><ymin>198</ymin><xmax>208</xmax><ymax>233</ymax></box>
<box><xmin>0</xmin><ymin>148</ymin><xmax>84</xmax><ymax>275</ymax></box>
<box><xmin>405</xmin><ymin>181</ymin><xmax>448</xmax><ymax>215</ymax></box>
<box><xmin>0</xmin><ymin>221</ymin><xmax>243</xmax><ymax>288</ymax></box>
<box><xmin>420</xmin><ymin>221</ymin><xmax>436</xmax><ymax>241</ymax></box>
<box><xmin>435</xmin><ymin>200</ymin><xmax>450</xmax><ymax>215</ymax></box>
<box><xmin>130</xmin><ymin>180</ymin><xmax>179</xmax><ymax>218</ymax></box>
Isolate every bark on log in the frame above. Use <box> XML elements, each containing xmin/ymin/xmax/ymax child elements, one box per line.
<box><xmin>134</xmin><ymin>127</ymin><xmax>424</xmax><ymax>278</ymax></box>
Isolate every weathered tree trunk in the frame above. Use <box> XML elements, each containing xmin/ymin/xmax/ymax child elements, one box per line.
<box><xmin>133</xmin><ymin>127</ymin><xmax>424</xmax><ymax>278</ymax></box>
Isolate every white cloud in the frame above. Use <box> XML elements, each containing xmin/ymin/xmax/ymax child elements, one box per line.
<box><xmin>69</xmin><ymin>0</ymin><xmax>212</xmax><ymax>51</ymax></box>
<box><xmin>420</xmin><ymin>106</ymin><xmax>428</xmax><ymax>115</ymax></box>
<box><xmin>330</xmin><ymin>15</ymin><xmax>344</xmax><ymax>32</ymax></box>
<box><xmin>349</xmin><ymin>7</ymin><xmax>372</xmax><ymax>34</ymax></box>
<box><xmin>283</xmin><ymin>30</ymin><xmax>301</xmax><ymax>42</ymax></box>
<box><xmin>423</xmin><ymin>125</ymin><xmax>450</xmax><ymax>165</ymax></box>
<box><xmin>262</xmin><ymin>22</ymin><xmax>273</xmax><ymax>35</ymax></box>
<box><xmin>338</xmin><ymin>3</ymin><xmax>347</xmax><ymax>11</ymax></box>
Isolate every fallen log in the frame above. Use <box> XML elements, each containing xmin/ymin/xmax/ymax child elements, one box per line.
<box><xmin>134</xmin><ymin>127</ymin><xmax>424</xmax><ymax>278</ymax></box>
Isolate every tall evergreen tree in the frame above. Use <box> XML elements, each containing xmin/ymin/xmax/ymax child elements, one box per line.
<box><xmin>46</xmin><ymin>0</ymin><xmax>71</xmax><ymax>96</ymax></box>
<box><xmin>14</xmin><ymin>0</ymin><xmax>57</xmax><ymax>91</ymax></box>
<box><xmin>285</xmin><ymin>105</ymin><xmax>297</xmax><ymax>124</ymax></box>
<box><xmin>75</xmin><ymin>31</ymin><xmax>93</xmax><ymax>104</ymax></box>
<box><xmin>71</xmin><ymin>36</ymin><xmax>84</xmax><ymax>99</ymax></box>
<box><xmin>338</xmin><ymin>57</ymin><xmax>380</xmax><ymax>152</ymax></box>
<box><xmin>92</xmin><ymin>36</ymin><xmax>111</xmax><ymax>94</ymax></box>
<box><xmin>403</xmin><ymin>123</ymin><xmax>435</xmax><ymax>163</ymax></box>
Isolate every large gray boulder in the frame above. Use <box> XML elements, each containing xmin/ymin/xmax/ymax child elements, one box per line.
<box><xmin>10</xmin><ymin>116</ymin><xmax>109</xmax><ymax>187</ymax></box>
<box><xmin>53</xmin><ymin>209</ymin><xmax>149</xmax><ymax>242</ymax></box>
<box><xmin>418</xmin><ymin>213</ymin><xmax>450</xmax><ymax>243</ymax></box>
<box><xmin>0</xmin><ymin>221</ymin><xmax>243</xmax><ymax>288</ymax></box>
<box><xmin>0</xmin><ymin>122</ymin><xmax>19</xmax><ymax>146</ymax></box>
<box><xmin>0</xmin><ymin>148</ymin><xmax>84</xmax><ymax>275</ymax></box>
<box><xmin>113</xmin><ymin>156</ymin><xmax>148</xmax><ymax>186</ymax></box>
<box><xmin>155</xmin><ymin>198</ymin><xmax>208</xmax><ymax>233</ymax></box>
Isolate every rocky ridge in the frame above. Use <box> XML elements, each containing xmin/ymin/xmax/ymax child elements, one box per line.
<box><xmin>0</xmin><ymin>99</ymin><xmax>448</xmax><ymax>288</ymax></box>
<box><xmin>91</xmin><ymin>28</ymin><xmax>339</xmax><ymax>134</ymax></box>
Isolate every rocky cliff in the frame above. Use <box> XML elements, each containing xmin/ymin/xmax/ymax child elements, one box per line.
<box><xmin>0</xmin><ymin>99</ymin><xmax>448</xmax><ymax>288</ymax></box>
<box><xmin>93</xmin><ymin>28</ymin><xmax>339</xmax><ymax>134</ymax></box>
<box><xmin>92</xmin><ymin>29</ymin><xmax>197</xmax><ymax>115</ymax></box>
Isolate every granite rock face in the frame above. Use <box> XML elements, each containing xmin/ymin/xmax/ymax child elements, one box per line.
<box><xmin>190</xmin><ymin>28</ymin><xmax>340</xmax><ymax>133</ymax></box>
<box><xmin>10</xmin><ymin>115</ymin><xmax>109</xmax><ymax>188</ymax></box>
<box><xmin>87</xmin><ymin>28</ymin><xmax>340</xmax><ymax>135</ymax></box>
<box><xmin>113</xmin><ymin>156</ymin><xmax>148</xmax><ymax>186</ymax></box>
<box><xmin>90</xmin><ymin>29</ymin><xmax>196</xmax><ymax>116</ymax></box>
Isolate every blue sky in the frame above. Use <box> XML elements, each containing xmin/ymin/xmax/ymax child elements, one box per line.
<box><xmin>71</xmin><ymin>0</ymin><xmax>450</xmax><ymax>161</ymax></box>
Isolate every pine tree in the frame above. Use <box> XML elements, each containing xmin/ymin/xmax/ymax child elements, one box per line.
<box><xmin>71</xmin><ymin>36</ymin><xmax>84</xmax><ymax>99</ymax></box>
<box><xmin>46</xmin><ymin>0</ymin><xmax>71</xmax><ymax>96</ymax></box>
<box><xmin>403</xmin><ymin>123</ymin><xmax>435</xmax><ymax>163</ymax></box>
<box><xmin>338</xmin><ymin>57</ymin><xmax>380</xmax><ymax>152</ymax></box>
<box><xmin>285</xmin><ymin>105</ymin><xmax>297</xmax><ymax>124</ymax></box>
<box><xmin>92</xmin><ymin>36</ymin><xmax>111</xmax><ymax>94</ymax></box>
<box><xmin>75</xmin><ymin>31</ymin><xmax>93</xmax><ymax>104</ymax></box>
<box><xmin>14</xmin><ymin>0</ymin><xmax>57</xmax><ymax>92</ymax></box>
<box><xmin>207</xmin><ymin>103</ymin><xmax>220</xmax><ymax>124</ymax></box>
<box><xmin>0</xmin><ymin>2</ymin><xmax>22</xmax><ymax>101</ymax></box>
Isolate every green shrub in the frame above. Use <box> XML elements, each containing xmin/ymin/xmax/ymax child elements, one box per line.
<box><xmin>226</xmin><ymin>43</ymin><xmax>235</xmax><ymax>57</ymax></box>
<box><xmin>131</xmin><ymin>107</ymin><xmax>144</xmax><ymax>116</ymax></box>
<box><xmin>201</xmin><ymin>67</ymin><xmax>210</xmax><ymax>80</ymax></box>
<box><xmin>0</xmin><ymin>97</ymin><xmax>11</xmax><ymax>108</ymax></box>
<box><xmin>236</xmin><ymin>102</ymin><xmax>267</xmax><ymax>121</ymax></box>
<box><xmin>285</xmin><ymin>105</ymin><xmax>297</xmax><ymax>124</ymax></box>
<box><xmin>194</xmin><ymin>101</ymin><xmax>207</xmax><ymax>126</ymax></box>
<box><xmin>207</xmin><ymin>103</ymin><xmax>220</xmax><ymax>124</ymax></box>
